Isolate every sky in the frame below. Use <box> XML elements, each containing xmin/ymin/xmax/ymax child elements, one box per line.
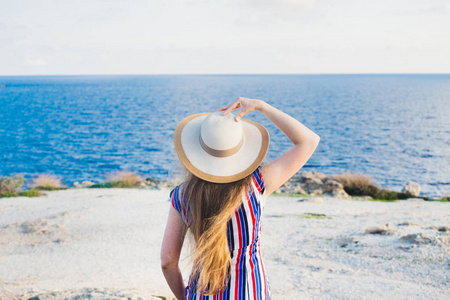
<box><xmin>1</xmin><ymin>0</ymin><xmax>449</xmax><ymax>75</ymax></box>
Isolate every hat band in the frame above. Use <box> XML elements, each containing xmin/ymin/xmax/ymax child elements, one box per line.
<box><xmin>199</xmin><ymin>134</ymin><xmax>244</xmax><ymax>158</ymax></box>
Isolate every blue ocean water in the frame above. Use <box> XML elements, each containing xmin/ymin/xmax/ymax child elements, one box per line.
<box><xmin>0</xmin><ymin>75</ymin><xmax>449</xmax><ymax>197</ymax></box>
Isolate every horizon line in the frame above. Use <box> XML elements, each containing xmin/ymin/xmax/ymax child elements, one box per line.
<box><xmin>1</xmin><ymin>72</ymin><xmax>450</xmax><ymax>77</ymax></box>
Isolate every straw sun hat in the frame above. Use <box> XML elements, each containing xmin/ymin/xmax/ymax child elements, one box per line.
<box><xmin>174</xmin><ymin>111</ymin><xmax>269</xmax><ymax>183</ymax></box>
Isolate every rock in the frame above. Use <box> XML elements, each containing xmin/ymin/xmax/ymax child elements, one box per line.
<box><xmin>158</xmin><ymin>178</ymin><xmax>179</xmax><ymax>190</ymax></box>
<box><xmin>144</xmin><ymin>178</ymin><xmax>180</xmax><ymax>190</ymax></box>
<box><xmin>438</xmin><ymin>226</ymin><xmax>450</xmax><ymax>233</ymax></box>
<box><xmin>436</xmin><ymin>236</ymin><xmax>450</xmax><ymax>245</ymax></box>
<box><xmin>307</xmin><ymin>265</ymin><xmax>322</xmax><ymax>272</ymax></box>
<box><xmin>311</xmin><ymin>171</ymin><xmax>327</xmax><ymax>180</ymax></box>
<box><xmin>365</xmin><ymin>223</ymin><xmax>395</xmax><ymax>235</ymax></box>
<box><xmin>331</xmin><ymin>188</ymin><xmax>350</xmax><ymax>199</ymax></box>
<box><xmin>272</xmin><ymin>171</ymin><xmax>353</xmax><ymax>198</ymax></box>
<box><xmin>429</xmin><ymin>226</ymin><xmax>450</xmax><ymax>233</ymax></box>
<box><xmin>322</xmin><ymin>179</ymin><xmax>351</xmax><ymax>199</ymax></box>
<box><xmin>81</xmin><ymin>180</ymin><xmax>94</xmax><ymax>188</ymax></box>
<box><xmin>400</xmin><ymin>233</ymin><xmax>450</xmax><ymax>246</ymax></box>
<box><xmin>398</xmin><ymin>245</ymin><xmax>416</xmax><ymax>251</ymax></box>
<box><xmin>137</xmin><ymin>181</ymin><xmax>147</xmax><ymax>187</ymax></box>
<box><xmin>297</xmin><ymin>197</ymin><xmax>323</xmax><ymax>204</ymax></box>
<box><xmin>310</xmin><ymin>189</ymin><xmax>323</xmax><ymax>196</ymax></box>
<box><xmin>336</xmin><ymin>237</ymin><xmax>359</xmax><ymax>248</ymax></box>
<box><xmin>73</xmin><ymin>181</ymin><xmax>94</xmax><ymax>188</ymax></box>
<box><xmin>276</xmin><ymin>181</ymin><xmax>306</xmax><ymax>194</ymax></box>
<box><xmin>402</xmin><ymin>181</ymin><xmax>421</xmax><ymax>197</ymax></box>
<box><xmin>398</xmin><ymin>222</ymin><xmax>420</xmax><ymax>227</ymax></box>
<box><xmin>400</xmin><ymin>233</ymin><xmax>435</xmax><ymax>245</ymax></box>
<box><xmin>322</xmin><ymin>179</ymin><xmax>341</xmax><ymax>193</ymax></box>
<box><xmin>299</xmin><ymin>171</ymin><xmax>324</xmax><ymax>194</ymax></box>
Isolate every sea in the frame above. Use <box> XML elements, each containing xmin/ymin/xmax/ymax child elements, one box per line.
<box><xmin>0</xmin><ymin>74</ymin><xmax>449</xmax><ymax>197</ymax></box>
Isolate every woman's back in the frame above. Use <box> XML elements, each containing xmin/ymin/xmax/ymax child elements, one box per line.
<box><xmin>171</xmin><ymin>167</ymin><xmax>271</xmax><ymax>299</ymax></box>
<box><xmin>161</xmin><ymin>97</ymin><xmax>320</xmax><ymax>300</ymax></box>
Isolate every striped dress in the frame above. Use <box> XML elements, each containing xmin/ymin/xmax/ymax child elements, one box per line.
<box><xmin>170</xmin><ymin>167</ymin><xmax>271</xmax><ymax>300</ymax></box>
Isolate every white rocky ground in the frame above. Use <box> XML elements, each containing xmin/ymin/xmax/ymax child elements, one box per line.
<box><xmin>0</xmin><ymin>188</ymin><xmax>448</xmax><ymax>300</ymax></box>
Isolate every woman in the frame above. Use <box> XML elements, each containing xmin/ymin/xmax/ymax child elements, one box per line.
<box><xmin>161</xmin><ymin>97</ymin><xmax>320</xmax><ymax>299</ymax></box>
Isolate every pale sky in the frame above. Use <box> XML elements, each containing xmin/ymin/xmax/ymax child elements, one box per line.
<box><xmin>1</xmin><ymin>0</ymin><xmax>449</xmax><ymax>75</ymax></box>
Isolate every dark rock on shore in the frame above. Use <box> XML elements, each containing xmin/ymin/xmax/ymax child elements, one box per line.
<box><xmin>275</xmin><ymin>171</ymin><xmax>351</xmax><ymax>199</ymax></box>
<box><xmin>67</xmin><ymin>170</ymin><xmax>432</xmax><ymax>201</ymax></box>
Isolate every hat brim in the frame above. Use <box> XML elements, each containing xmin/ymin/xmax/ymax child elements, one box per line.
<box><xmin>174</xmin><ymin>113</ymin><xmax>269</xmax><ymax>183</ymax></box>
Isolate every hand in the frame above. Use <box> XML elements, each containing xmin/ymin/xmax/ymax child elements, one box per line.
<box><xmin>218</xmin><ymin>97</ymin><xmax>263</xmax><ymax>122</ymax></box>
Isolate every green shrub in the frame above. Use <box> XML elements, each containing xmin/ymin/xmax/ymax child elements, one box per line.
<box><xmin>89</xmin><ymin>180</ymin><xmax>140</xmax><ymax>189</ymax></box>
<box><xmin>35</xmin><ymin>186</ymin><xmax>67</xmax><ymax>191</ymax></box>
<box><xmin>89</xmin><ymin>181</ymin><xmax>117</xmax><ymax>188</ymax></box>
<box><xmin>374</xmin><ymin>189</ymin><xmax>398</xmax><ymax>200</ymax></box>
<box><xmin>397</xmin><ymin>191</ymin><xmax>414</xmax><ymax>199</ymax></box>
<box><xmin>344</xmin><ymin>184</ymin><xmax>380</xmax><ymax>197</ymax></box>
<box><xmin>0</xmin><ymin>191</ymin><xmax>18</xmax><ymax>198</ymax></box>
<box><xmin>0</xmin><ymin>175</ymin><xmax>24</xmax><ymax>194</ymax></box>
<box><xmin>0</xmin><ymin>188</ymin><xmax>42</xmax><ymax>198</ymax></box>
<box><xmin>18</xmin><ymin>189</ymin><xmax>42</xmax><ymax>197</ymax></box>
<box><xmin>426</xmin><ymin>198</ymin><xmax>448</xmax><ymax>202</ymax></box>
<box><xmin>300</xmin><ymin>213</ymin><xmax>328</xmax><ymax>219</ymax></box>
<box><xmin>89</xmin><ymin>171</ymin><xmax>144</xmax><ymax>189</ymax></box>
<box><xmin>114</xmin><ymin>180</ymin><xmax>138</xmax><ymax>188</ymax></box>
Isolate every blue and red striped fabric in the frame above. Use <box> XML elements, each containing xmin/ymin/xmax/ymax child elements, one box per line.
<box><xmin>170</xmin><ymin>167</ymin><xmax>271</xmax><ymax>300</ymax></box>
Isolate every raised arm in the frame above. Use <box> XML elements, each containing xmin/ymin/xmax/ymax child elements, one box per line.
<box><xmin>219</xmin><ymin>97</ymin><xmax>320</xmax><ymax>200</ymax></box>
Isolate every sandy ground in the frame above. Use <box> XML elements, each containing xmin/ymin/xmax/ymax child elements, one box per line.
<box><xmin>0</xmin><ymin>188</ymin><xmax>449</xmax><ymax>299</ymax></box>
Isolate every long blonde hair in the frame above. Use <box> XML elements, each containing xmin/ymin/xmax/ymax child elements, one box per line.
<box><xmin>185</xmin><ymin>173</ymin><xmax>251</xmax><ymax>295</ymax></box>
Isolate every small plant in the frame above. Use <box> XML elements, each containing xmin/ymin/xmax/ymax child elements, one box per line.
<box><xmin>89</xmin><ymin>182</ymin><xmax>116</xmax><ymax>188</ymax></box>
<box><xmin>333</xmin><ymin>172</ymin><xmax>379</xmax><ymax>196</ymax></box>
<box><xmin>299</xmin><ymin>213</ymin><xmax>328</xmax><ymax>219</ymax></box>
<box><xmin>18</xmin><ymin>189</ymin><xmax>42</xmax><ymax>197</ymax></box>
<box><xmin>0</xmin><ymin>175</ymin><xmax>43</xmax><ymax>198</ymax></box>
<box><xmin>0</xmin><ymin>175</ymin><xmax>24</xmax><ymax>194</ymax></box>
<box><xmin>397</xmin><ymin>191</ymin><xmax>414</xmax><ymax>199</ymax></box>
<box><xmin>0</xmin><ymin>191</ymin><xmax>18</xmax><ymax>198</ymax></box>
<box><xmin>267</xmin><ymin>213</ymin><xmax>329</xmax><ymax>219</ymax></box>
<box><xmin>374</xmin><ymin>189</ymin><xmax>399</xmax><ymax>200</ymax></box>
<box><xmin>363</xmin><ymin>198</ymin><xmax>397</xmax><ymax>202</ymax></box>
<box><xmin>32</xmin><ymin>174</ymin><xmax>65</xmax><ymax>190</ymax></box>
<box><xmin>427</xmin><ymin>198</ymin><xmax>449</xmax><ymax>202</ymax></box>
<box><xmin>107</xmin><ymin>171</ymin><xmax>143</xmax><ymax>188</ymax></box>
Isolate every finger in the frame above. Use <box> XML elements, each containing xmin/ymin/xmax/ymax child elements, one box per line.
<box><xmin>235</xmin><ymin>110</ymin><xmax>245</xmax><ymax>122</ymax></box>
<box><xmin>222</xmin><ymin>101</ymin><xmax>240</xmax><ymax>116</ymax></box>
<box><xmin>217</xmin><ymin>105</ymin><xmax>229</xmax><ymax>111</ymax></box>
